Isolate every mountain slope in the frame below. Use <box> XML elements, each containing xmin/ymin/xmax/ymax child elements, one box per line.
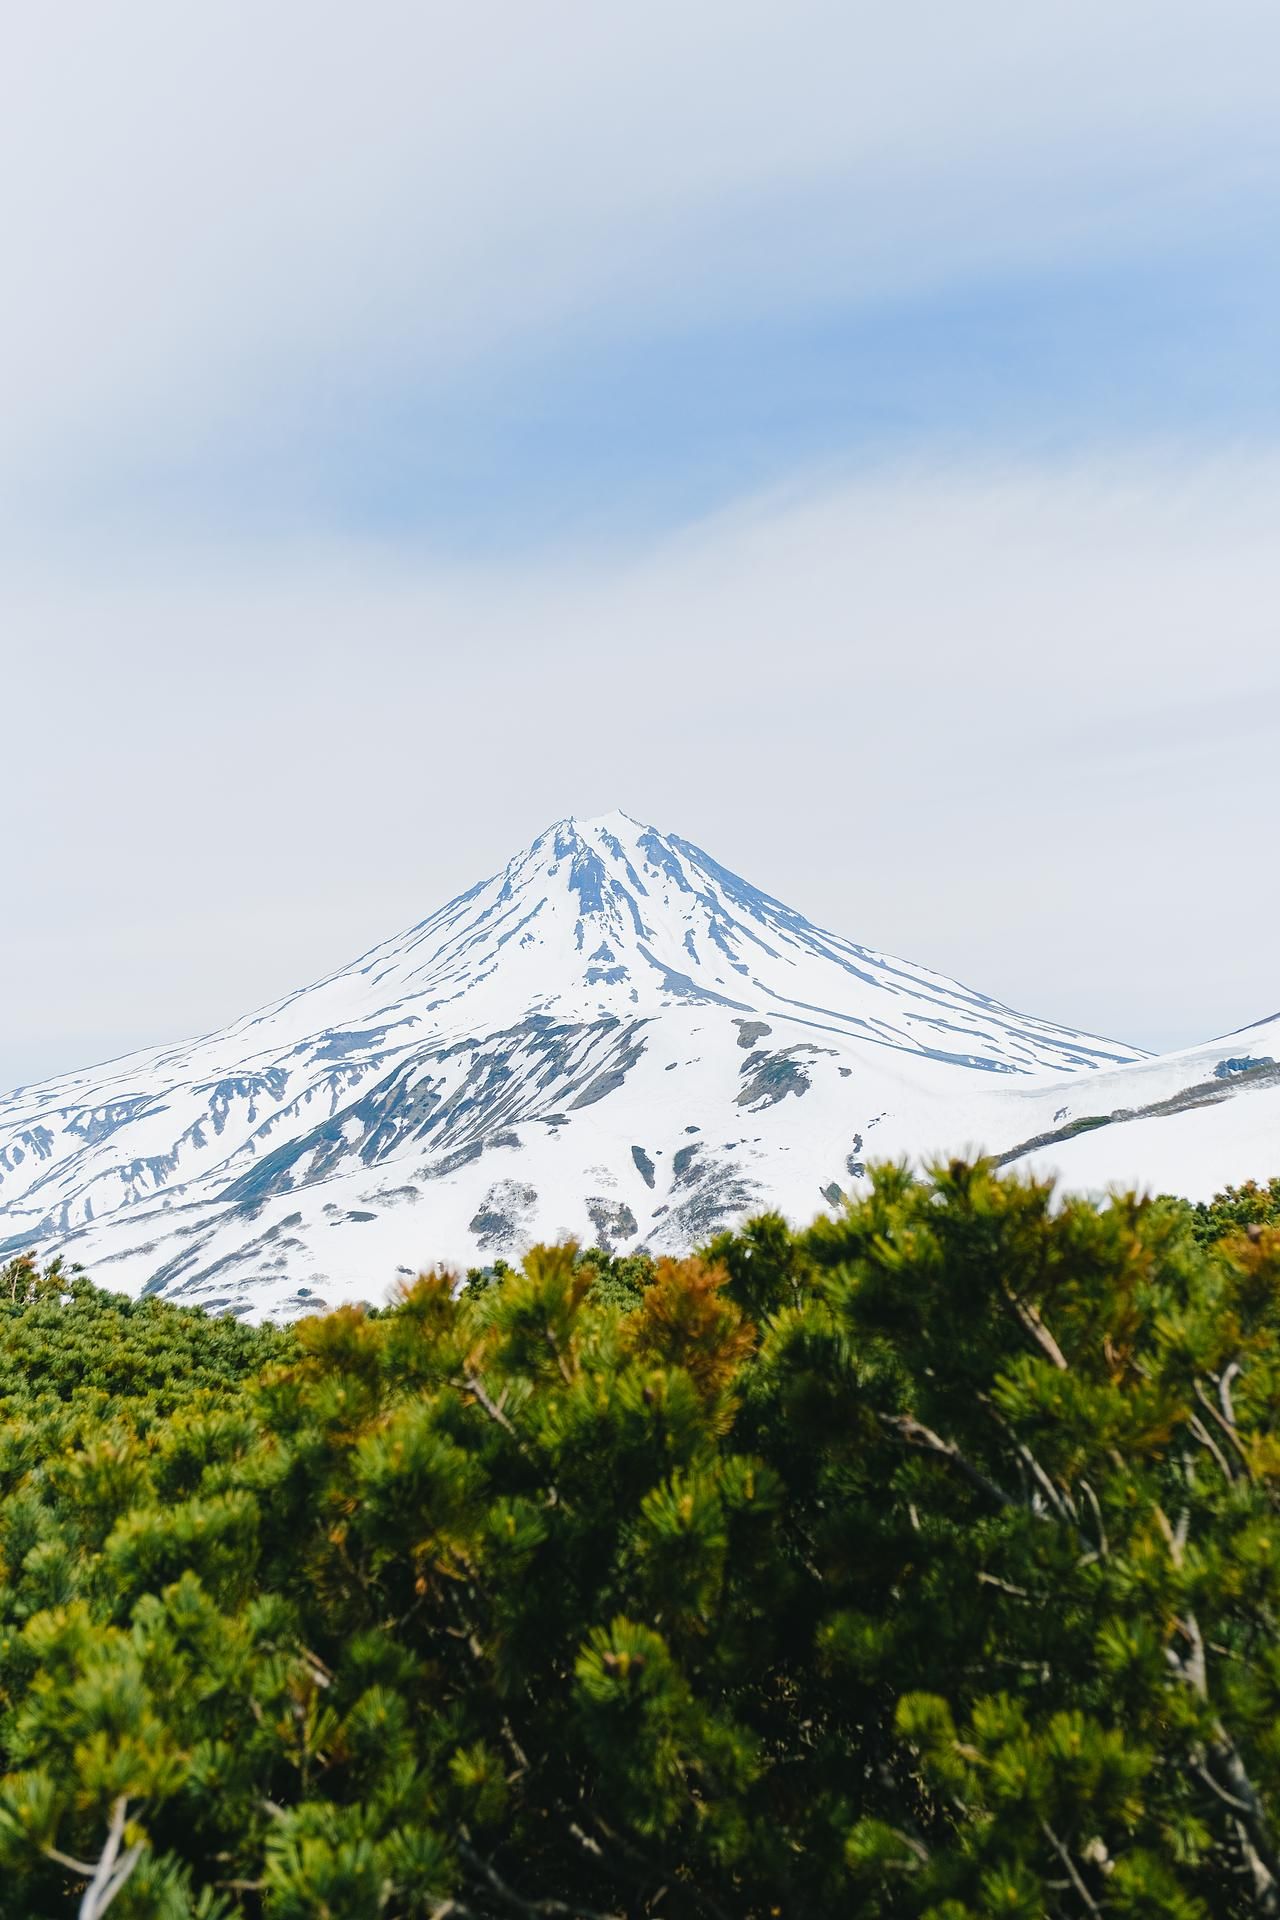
<box><xmin>988</xmin><ymin>1016</ymin><xmax>1280</xmax><ymax>1197</ymax></box>
<box><xmin>3</xmin><ymin>811</ymin><xmax>1264</xmax><ymax>1316</ymax></box>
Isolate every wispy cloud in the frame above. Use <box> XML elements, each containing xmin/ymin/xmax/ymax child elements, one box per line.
<box><xmin>2</xmin><ymin>2</ymin><xmax>1278</xmax><ymax>547</ymax></box>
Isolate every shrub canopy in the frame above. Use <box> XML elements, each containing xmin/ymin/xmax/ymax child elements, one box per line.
<box><xmin>1</xmin><ymin>1166</ymin><xmax>1280</xmax><ymax>1917</ymax></box>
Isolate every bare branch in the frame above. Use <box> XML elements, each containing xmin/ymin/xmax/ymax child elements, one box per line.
<box><xmin>457</xmin><ymin>1374</ymin><xmax>572</xmax><ymax>1515</ymax></box>
<box><xmin>1001</xmin><ymin>1282</ymin><xmax>1069</xmax><ymax>1371</ymax></box>
<box><xmin>1176</xmin><ymin>1612</ymin><xmax>1207</xmax><ymax>1697</ymax></box>
<box><xmin>977</xmin><ymin>1572</ymin><xmax>1032</xmax><ymax>1599</ymax></box>
<box><xmin>90</xmin><ymin>1847</ymin><xmax>144</xmax><ymax>1920</ymax></box>
<box><xmin>1010</xmin><ymin>1435</ymin><xmax>1077</xmax><ymax>1524</ymax></box>
<box><xmin>1040</xmin><ymin>1820</ymin><xmax>1102</xmax><ymax>1918</ymax></box>
<box><xmin>876</xmin><ymin>1412</ymin><xmax>1017</xmax><ymax>1510</ymax></box>
<box><xmin>1221</xmin><ymin>1360</ymin><xmax>1242</xmax><ymax>1427</ymax></box>
<box><xmin>1153</xmin><ymin>1505</ymin><xmax>1190</xmax><ymax>1571</ymax></box>
<box><xmin>1167</xmin><ymin>1614</ymin><xmax>1280</xmax><ymax>1915</ymax></box>
<box><xmin>979</xmin><ymin>1396</ymin><xmax>1076</xmax><ymax>1522</ymax></box>
<box><xmin>1193</xmin><ymin>1760</ymin><xmax>1252</xmax><ymax>1816</ymax></box>
<box><xmin>1203</xmin><ymin>1738</ymin><xmax>1280</xmax><ymax>1914</ymax></box>
<box><xmin>43</xmin><ymin>1849</ymin><xmax>101</xmax><ymax>1877</ymax></box>
<box><xmin>461</xmin><ymin>1374</ymin><xmax>525</xmax><ymax>1445</ymax></box>
<box><xmin>44</xmin><ymin>1799</ymin><xmax>145</xmax><ymax>1920</ymax></box>
<box><xmin>1194</xmin><ymin>1378</ymin><xmax>1253</xmax><ymax>1479</ymax></box>
<box><xmin>1078</xmin><ymin>1478</ymin><xmax>1109</xmax><ymax>1559</ymax></box>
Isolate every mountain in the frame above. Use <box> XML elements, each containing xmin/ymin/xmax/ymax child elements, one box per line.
<box><xmin>1</xmin><ymin>812</ymin><xmax>1274</xmax><ymax>1317</ymax></box>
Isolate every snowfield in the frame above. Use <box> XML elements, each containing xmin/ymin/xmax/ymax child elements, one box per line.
<box><xmin>1</xmin><ymin>812</ymin><xmax>1275</xmax><ymax>1317</ymax></box>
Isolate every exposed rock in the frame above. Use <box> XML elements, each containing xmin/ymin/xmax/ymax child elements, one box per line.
<box><xmin>468</xmin><ymin>1180</ymin><xmax>539</xmax><ymax>1254</ymax></box>
<box><xmin>733</xmin><ymin>1019</ymin><xmax>773</xmax><ymax>1051</ymax></box>
<box><xmin>585</xmin><ymin>1197</ymin><xmax>639</xmax><ymax>1251</ymax></box>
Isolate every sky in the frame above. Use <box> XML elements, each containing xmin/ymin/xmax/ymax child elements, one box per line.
<box><xmin>3</xmin><ymin>0</ymin><xmax>1279</xmax><ymax>1089</ymax></box>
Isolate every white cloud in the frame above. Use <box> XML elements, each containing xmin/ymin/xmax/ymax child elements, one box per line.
<box><xmin>1</xmin><ymin>1</ymin><xmax>1277</xmax><ymax>498</ymax></box>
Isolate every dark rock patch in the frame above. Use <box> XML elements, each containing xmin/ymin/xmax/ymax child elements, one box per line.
<box><xmin>732</xmin><ymin>1019</ymin><xmax>773</xmax><ymax>1050</ymax></box>
<box><xmin>585</xmin><ymin>1197</ymin><xmax>639</xmax><ymax>1251</ymax></box>
<box><xmin>672</xmin><ymin>1144</ymin><xmax>701</xmax><ymax>1184</ymax></box>
<box><xmin>631</xmin><ymin>1145</ymin><xmax>656</xmax><ymax>1188</ymax></box>
<box><xmin>736</xmin><ymin>1048</ymin><xmax>818</xmax><ymax>1110</ymax></box>
<box><xmin>426</xmin><ymin>1140</ymin><xmax>486</xmax><ymax>1178</ymax></box>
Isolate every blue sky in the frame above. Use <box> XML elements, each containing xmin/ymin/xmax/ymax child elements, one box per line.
<box><xmin>2</xmin><ymin>1</ymin><xmax>1280</xmax><ymax>1085</ymax></box>
<box><xmin>79</xmin><ymin>227</ymin><xmax>1278</xmax><ymax>557</ymax></box>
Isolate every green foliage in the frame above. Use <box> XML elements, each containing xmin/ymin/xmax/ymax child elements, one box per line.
<box><xmin>574</xmin><ymin>1243</ymin><xmax>656</xmax><ymax>1313</ymax></box>
<box><xmin>2</xmin><ymin>1168</ymin><xmax>1280</xmax><ymax>1916</ymax></box>
<box><xmin>1187</xmin><ymin>1176</ymin><xmax>1280</xmax><ymax>1247</ymax></box>
<box><xmin>463</xmin><ymin>1245</ymin><xmax>657</xmax><ymax>1313</ymax></box>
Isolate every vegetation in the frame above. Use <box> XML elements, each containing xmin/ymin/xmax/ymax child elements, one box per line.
<box><xmin>1187</xmin><ymin>1176</ymin><xmax>1280</xmax><ymax>1247</ymax></box>
<box><xmin>1</xmin><ymin>1166</ymin><xmax>1280</xmax><ymax>1916</ymax></box>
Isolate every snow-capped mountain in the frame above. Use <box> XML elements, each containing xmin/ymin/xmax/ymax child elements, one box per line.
<box><xmin>1</xmin><ymin>812</ymin><xmax>1274</xmax><ymax>1317</ymax></box>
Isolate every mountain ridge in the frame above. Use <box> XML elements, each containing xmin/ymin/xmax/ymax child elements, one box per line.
<box><xmin>2</xmin><ymin>812</ymin><xmax>1274</xmax><ymax>1317</ymax></box>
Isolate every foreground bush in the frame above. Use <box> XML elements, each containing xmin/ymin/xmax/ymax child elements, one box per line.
<box><xmin>0</xmin><ymin>1167</ymin><xmax>1279</xmax><ymax>1916</ymax></box>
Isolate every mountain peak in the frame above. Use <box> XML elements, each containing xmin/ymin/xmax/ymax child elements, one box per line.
<box><xmin>527</xmin><ymin>809</ymin><xmax>649</xmax><ymax>853</ymax></box>
<box><xmin>236</xmin><ymin>809</ymin><xmax>1140</xmax><ymax>1078</ymax></box>
<box><xmin>0</xmin><ymin>812</ymin><xmax>1155</xmax><ymax>1318</ymax></box>
<box><xmin>563</xmin><ymin>808</ymin><xmax>647</xmax><ymax>835</ymax></box>
<box><xmin>523</xmin><ymin>810</ymin><xmax>676</xmax><ymax>886</ymax></box>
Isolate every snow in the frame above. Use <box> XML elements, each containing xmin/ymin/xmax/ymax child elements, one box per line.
<box><xmin>1019</xmin><ymin>1084</ymin><xmax>1280</xmax><ymax>1201</ymax></box>
<box><xmin>1</xmin><ymin>812</ymin><xmax>1275</xmax><ymax>1319</ymax></box>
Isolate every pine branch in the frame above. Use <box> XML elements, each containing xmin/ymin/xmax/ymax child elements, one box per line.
<box><xmin>44</xmin><ymin>1798</ymin><xmax>143</xmax><ymax>1920</ymax></box>
<box><xmin>1166</xmin><ymin>1613</ymin><xmax>1280</xmax><ymax>1914</ymax></box>
<box><xmin>1187</xmin><ymin>1403</ymin><xmax>1238</xmax><ymax>1485</ymax></box>
<box><xmin>1039</xmin><ymin>1820</ymin><xmax>1102</xmax><ymax>1918</ymax></box>
<box><xmin>876</xmin><ymin>1412</ymin><xmax>1017</xmax><ymax>1510</ymax></box>
<box><xmin>1008</xmin><ymin>1434</ymin><xmax>1077</xmax><ymax>1524</ymax></box>
<box><xmin>1193</xmin><ymin>1378</ymin><xmax>1253</xmax><ymax>1480</ymax></box>
<box><xmin>1220</xmin><ymin>1360</ymin><xmax>1242</xmax><ymax>1429</ymax></box>
<box><xmin>979</xmin><ymin>1397</ymin><xmax>1075</xmax><ymax>1522</ymax></box>
<box><xmin>977</xmin><ymin>1571</ymin><xmax>1032</xmax><ymax>1599</ymax></box>
<box><xmin>1077</xmin><ymin>1478</ymin><xmax>1109</xmax><ymax>1558</ymax></box>
<box><xmin>458</xmin><ymin>1372</ymin><xmax>573</xmax><ymax>1515</ymax></box>
<box><xmin>1001</xmin><ymin>1282</ymin><xmax>1069</xmax><ymax>1372</ymax></box>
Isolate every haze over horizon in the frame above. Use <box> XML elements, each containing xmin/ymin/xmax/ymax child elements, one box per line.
<box><xmin>4</xmin><ymin>3</ymin><xmax>1279</xmax><ymax>1090</ymax></box>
